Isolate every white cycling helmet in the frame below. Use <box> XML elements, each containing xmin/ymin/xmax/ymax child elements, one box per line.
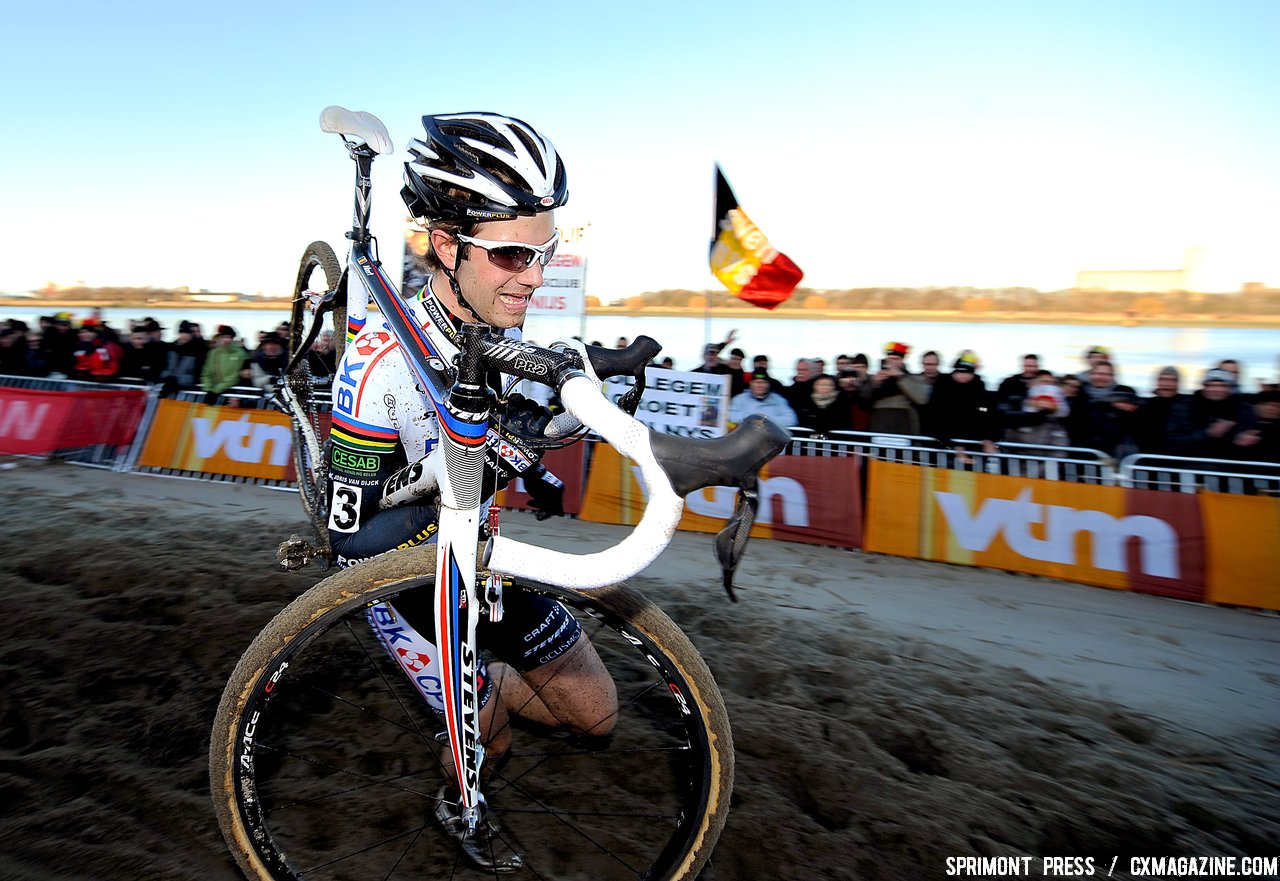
<box><xmin>402</xmin><ymin>112</ymin><xmax>568</xmax><ymax>223</ymax></box>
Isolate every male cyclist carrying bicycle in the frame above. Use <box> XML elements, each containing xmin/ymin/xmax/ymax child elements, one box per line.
<box><xmin>324</xmin><ymin>112</ymin><xmax>616</xmax><ymax>872</ymax></box>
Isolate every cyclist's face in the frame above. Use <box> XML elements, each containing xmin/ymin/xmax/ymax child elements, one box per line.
<box><xmin>434</xmin><ymin>213</ymin><xmax>555</xmax><ymax>330</ymax></box>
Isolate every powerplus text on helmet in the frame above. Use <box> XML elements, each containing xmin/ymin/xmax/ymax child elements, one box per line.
<box><xmin>402</xmin><ymin>113</ymin><xmax>569</xmax><ymax>223</ymax></box>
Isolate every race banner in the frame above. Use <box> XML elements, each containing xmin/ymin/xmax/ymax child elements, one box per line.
<box><xmin>864</xmin><ymin>460</ymin><xmax>1205</xmax><ymax>601</ymax></box>
<box><xmin>138</xmin><ymin>399</ymin><xmax>296</xmax><ymax>481</ymax></box>
<box><xmin>495</xmin><ymin>442</ymin><xmax>587</xmax><ymax>516</ymax></box>
<box><xmin>579</xmin><ymin>445</ymin><xmax>862</xmax><ymax>548</ymax></box>
<box><xmin>1199</xmin><ymin>491</ymin><xmax>1280</xmax><ymax>609</ymax></box>
<box><xmin>602</xmin><ymin>368</ymin><xmax>729</xmax><ymax>439</ymax></box>
<box><xmin>530</xmin><ymin>253</ymin><xmax>586</xmax><ymax>316</ymax></box>
<box><xmin>0</xmin><ymin>386</ymin><xmax>147</xmax><ymax>455</ymax></box>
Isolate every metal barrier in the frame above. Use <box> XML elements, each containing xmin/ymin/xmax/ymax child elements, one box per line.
<box><xmin>1118</xmin><ymin>454</ymin><xmax>1280</xmax><ymax>496</ymax></box>
<box><xmin>785</xmin><ymin>430</ymin><xmax>1118</xmax><ymax>485</ymax></box>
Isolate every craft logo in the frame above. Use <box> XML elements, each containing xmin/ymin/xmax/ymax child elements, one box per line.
<box><xmin>934</xmin><ymin>487</ymin><xmax>1179</xmax><ymax>578</ymax></box>
<box><xmin>191</xmin><ymin>414</ymin><xmax>292</xmax><ymax>467</ymax></box>
<box><xmin>0</xmin><ymin>400</ymin><xmax>51</xmax><ymax>441</ymax></box>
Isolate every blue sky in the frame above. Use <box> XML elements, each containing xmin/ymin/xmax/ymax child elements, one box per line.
<box><xmin>2</xmin><ymin>0</ymin><xmax>1277</xmax><ymax>298</ymax></box>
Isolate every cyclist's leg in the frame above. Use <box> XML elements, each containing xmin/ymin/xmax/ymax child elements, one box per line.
<box><xmin>484</xmin><ymin>587</ymin><xmax>619</xmax><ymax>738</ymax></box>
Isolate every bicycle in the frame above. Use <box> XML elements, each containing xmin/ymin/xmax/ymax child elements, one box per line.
<box><xmin>209</xmin><ymin>106</ymin><xmax>790</xmax><ymax>880</ymax></box>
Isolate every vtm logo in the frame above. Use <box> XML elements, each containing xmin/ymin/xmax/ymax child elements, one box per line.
<box><xmin>639</xmin><ymin>469</ymin><xmax>810</xmax><ymax>526</ymax></box>
<box><xmin>191</xmin><ymin>414</ymin><xmax>291</xmax><ymax>466</ymax></box>
<box><xmin>934</xmin><ymin>487</ymin><xmax>1179</xmax><ymax>578</ymax></box>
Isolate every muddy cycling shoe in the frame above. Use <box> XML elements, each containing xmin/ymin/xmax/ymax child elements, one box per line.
<box><xmin>434</xmin><ymin>786</ymin><xmax>523</xmax><ymax>874</ymax></box>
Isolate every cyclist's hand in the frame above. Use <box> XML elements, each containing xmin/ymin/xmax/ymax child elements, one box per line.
<box><xmin>497</xmin><ymin>392</ymin><xmax>554</xmax><ymax>438</ymax></box>
<box><xmin>523</xmin><ymin>464</ymin><xmax>565</xmax><ymax>520</ymax></box>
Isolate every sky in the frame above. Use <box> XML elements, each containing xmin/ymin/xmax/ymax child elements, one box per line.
<box><xmin>1</xmin><ymin>0</ymin><xmax>1277</xmax><ymax>299</ymax></box>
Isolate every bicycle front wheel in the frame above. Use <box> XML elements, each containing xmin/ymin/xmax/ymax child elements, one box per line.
<box><xmin>209</xmin><ymin>546</ymin><xmax>733</xmax><ymax>881</ymax></box>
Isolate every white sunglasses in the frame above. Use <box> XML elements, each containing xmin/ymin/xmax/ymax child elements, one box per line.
<box><xmin>455</xmin><ymin>230</ymin><xmax>560</xmax><ymax>272</ymax></box>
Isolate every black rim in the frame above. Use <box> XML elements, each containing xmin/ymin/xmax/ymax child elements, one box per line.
<box><xmin>229</xmin><ymin>579</ymin><xmax>714</xmax><ymax>880</ymax></box>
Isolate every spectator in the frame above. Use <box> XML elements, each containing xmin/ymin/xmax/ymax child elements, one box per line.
<box><xmin>1010</xmin><ymin>369</ymin><xmax>1071</xmax><ymax>447</ymax></box>
<box><xmin>784</xmin><ymin>358</ymin><xmax>818</xmax><ymax>408</ymax></box>
<box><xmin>1083</xmin><ymin>359</ymin><xmax>1119</xmax><ymax>401</ymax></box>
<box><xmin>41</xmin><ymin>314</ymin><xmax>77</xmax><ymax>377</ymax></box>
<box><xmin>250</xmin><ymin>332</ymin><xmax>289</xmax><ymax>392</ymax></box>
<box><xmin>1165</xmin><ymin>368</ymin><xmax>1255</xmax><ymax>458</ymax></box>
<box><xmin>918</xmin><ymin>350</ymin><xmax>943</xmax><ymax>384</ymax></box>
<box><xmin>861</xmin><ymin>342</ymin><xmax>926</xmax><ymax>435</ymax></box>
<box><xmin>725</xmin><ymin>347</ymin><xmax>748</xmax><ymax>396</ymax></box>
<box><xmin>0</xmin><ymin>327</ymin><xmax>27</xmax><ymax>375</ymax></box>
<box><xmin>308</xmin><ymin>329</ymin><xmax>337</xmax><ymax>377</ymax></box>
<box><xmin>161</xmin><ymin>320</ymin><xmax>208</xmax><ymax>397</ymax></box>
<box><xmin>72</xmin><ymin>323</ymin><xmax>124</xmax><ymax>381</ymax></box>
<box><xmin>750</xmin><ymin>355</ymin><xmax>786</xmax><ymax>396</ymax></box>
<box><xmin>923</xmin><ymin>350</ymin><xmax>998</xmax><ymax>453</ymax></box>
<box><xmin>1235</xmin><ymin>390</ymin><xmax>1280</xmax><ymax>462</ymax></box>
<box><xmin>1074</xmin><ymin>345</ymin><xmax>1112</xmax><ymax>390</ymax></box>
<box><xmin>1078</xmin><ymin>385</ymin><xmax>1143</xmax><ymax>460</ymax></box>
<box><xmin>728</xmin><ymin>371</ymin><xmax>797</xmax><ymax>429</ymax></box>
<box><xmin>1134</xmin><ymin>366</ymin><xmax>1187</xmax><ymax>453</ymax></box>
<box><xmin>792</xmin><ymin>374</ymin><xmax>854</xmax><ymax>437</ymax></box>
<box><xmin>24</xmin><ymin>331</ymin><xmax>50</xmax><ymax>377</ymax></box>
<box><xmin>201</xmin><ymin>325</ymin><xmax>250</xmax><ymax>404</ymax></box>
<box><xmin>1215</xmin><ymin>358</ymin><xmax>1242</xmax><ymax>392</ymax></box>
<box><xmin>120</xmin><ymin>329</ymin><xmax>168</xmax><ymax>385</ymax></box>
<box><xmin>614</xmin><ymin>336</ymin><xmax>628</xmax><ymax>348</ymax></box>
<box><xmin>996</xmin><ymin>353</ymin><xmax>1041</xmax><ymax>416</ymax></box>
<box><xmin>691</xmin><ymin>342</ymin><xmax>733</xmax><ymax>377</ymax></box>
<box><xmin>835</xmin><ymin>368</ymin><xmax>872</xmax><ymax>431</ymax></box>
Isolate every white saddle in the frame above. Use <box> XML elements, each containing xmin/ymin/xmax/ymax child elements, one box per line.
<box><xmin>319</xmin><ymin>106</ymin><xmax>393</xmax><ymax>155</ymax></box>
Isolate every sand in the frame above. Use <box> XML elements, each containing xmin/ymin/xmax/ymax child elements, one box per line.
<box><xmin>0</xmin><ymin>460</ymin><xmax>1276</xmax><ymax>881</ymax></box>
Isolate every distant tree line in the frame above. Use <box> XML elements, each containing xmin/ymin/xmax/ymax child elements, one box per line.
<box><xmin>616</xmin><ymin>286</ymin><xmax>1280</xmax><ymax>315</ymax></box>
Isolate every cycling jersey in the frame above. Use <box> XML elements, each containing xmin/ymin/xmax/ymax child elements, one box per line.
<box><xmin>325</xmin><ymin>284</ymin><xmax>523</xmax><ymax>564</ymax></box>
<box><xmin>325</xmin><ymin>280</ymin><xmax>581</xmax><ymax>710</ymax></box>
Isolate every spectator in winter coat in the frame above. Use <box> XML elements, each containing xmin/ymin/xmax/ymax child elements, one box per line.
<box><xmin>792</xmin><ymin>374</ymin><xmax>854</xmax><ymax>437</ymax></box>
<box><xmin>729</xmin><ymin>372</ymin><xmax>798</xmax><ymax>429</ymax></box>
<box><xmin>200</xmin><ymin>325</ymin><xmax>250</xmax><ymax>404</ymax></box>
<box><xmin>922</xmin><ymin>350</ymin><xmax>999</xmax><ymax>453</ymax></box>
<box><xmin>1166</xmin><ymin>368</ymin><xmax>1256</xmax><ymax>458</ymax></box>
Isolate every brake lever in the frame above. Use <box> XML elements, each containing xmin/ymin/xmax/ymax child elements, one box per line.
<box><xmin>712</xmin><ymin>474</ymin><xmax>761</xmax><ymax>602</ymax></box>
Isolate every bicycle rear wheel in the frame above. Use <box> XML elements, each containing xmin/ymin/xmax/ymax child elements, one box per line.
<box><xmin>287</xmin><ymin>241</ymin><xmax>343</xmax><ymax>526</ymax></box>
<box><xmin>210</xmin><ymin>546</ymin><xmax>732</xmax><ymax>881</ymax></box>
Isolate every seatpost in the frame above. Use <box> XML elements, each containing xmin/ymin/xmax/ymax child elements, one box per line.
<box><xmin>346</xmin><ymin>143</ymin><xmax>378</xmax><ymax>245</ymax></box>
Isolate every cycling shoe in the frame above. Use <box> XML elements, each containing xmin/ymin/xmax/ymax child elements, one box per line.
<box><xmin>434</xmin><ymin>786</ymin><xmax>523</xmax><ymax>874</ymax></box>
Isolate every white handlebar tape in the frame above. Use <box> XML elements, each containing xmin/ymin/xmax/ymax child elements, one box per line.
<box><xmin>485</xmin><ymin>376</ymin><xmax>683</xmax><ymax>589</ymax></box>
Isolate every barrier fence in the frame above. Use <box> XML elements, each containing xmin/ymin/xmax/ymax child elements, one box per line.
<box><xmin>2</xmin><ymin>375</ymin><xmax>1276</xmax><ymax>611</ymax></box>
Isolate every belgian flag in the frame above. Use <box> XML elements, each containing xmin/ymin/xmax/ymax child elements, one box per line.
<box><xmin>709</xmin><ymin>165</ymin><xmax>803</xmax><ymax>310</ymax></box>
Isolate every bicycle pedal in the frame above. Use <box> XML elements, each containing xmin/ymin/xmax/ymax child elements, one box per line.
<box><xmin>276</xmin><ymin>534</ymin><xmax>322</xmax><ymax>572</ymax></box>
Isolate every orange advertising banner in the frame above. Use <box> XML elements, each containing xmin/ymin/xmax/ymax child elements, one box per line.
<box><xmin>1199</xmin><ymin>491</ymin><xmax>1280</xmax><ymax>609</ymax></box>
<box><xmin>580</xmin><ymin>446</ymin><xmax>861</xmax><ymax>548</ymax></box>
<box><xmin>138</xmin><ymin>399</ymin><xmax>296</xmax><ymax>481</ymax></box>
<box><xmin>865</xmin><ymin>460</ymin><xmax>1206</xmax><ymax>601</ymax></box>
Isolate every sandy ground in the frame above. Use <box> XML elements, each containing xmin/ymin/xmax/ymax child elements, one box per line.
<box><xmin>0</xmin><ymin>459</ymin><xmax>1276</xmax><ymax>881</ymax></box>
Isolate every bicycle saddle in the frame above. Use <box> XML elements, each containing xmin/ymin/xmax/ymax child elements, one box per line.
<box><xmin>320</xmin><ymin>106</ymin><xmax>394</xmax><ymax>155</ymax></box>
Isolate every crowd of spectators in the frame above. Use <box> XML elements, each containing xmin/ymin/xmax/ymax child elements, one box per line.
<box><xmin>5</xmin><ymin>314</ymin><xmax>1277</xmax><ymax>463</ymax></box>
<box><xmin>0</xmin><ymin>311</ymin><xmax>337</xmax><ymax>404</ymax></box>
<box><xmin>696</xmin><ymin>338</ymin><xmax>1279</xmax><ymax>464</ymax></box>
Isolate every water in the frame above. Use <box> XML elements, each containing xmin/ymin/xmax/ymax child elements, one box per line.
<box><xmin>4</xmin><ymin>304</ymin><xmax>1275</xmax><ymax>394</ymax></box>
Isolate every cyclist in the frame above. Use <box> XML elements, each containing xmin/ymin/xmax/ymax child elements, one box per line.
<box><xmin>323</xmin><ymin>112</ymin><xmax>615</xmax><ymax>871</ymax></box>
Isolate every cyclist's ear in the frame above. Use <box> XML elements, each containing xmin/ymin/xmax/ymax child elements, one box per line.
<box><xmin>430</xmin><ymin>228</ymin><xmax>460</xmax><ymax>271</ymax></box>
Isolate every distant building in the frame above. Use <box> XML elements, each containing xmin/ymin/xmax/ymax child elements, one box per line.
<box><xmin>1075</xmin><ymin>246</ymin><xmax>1216</xmax><ymax>293</ymax></box>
